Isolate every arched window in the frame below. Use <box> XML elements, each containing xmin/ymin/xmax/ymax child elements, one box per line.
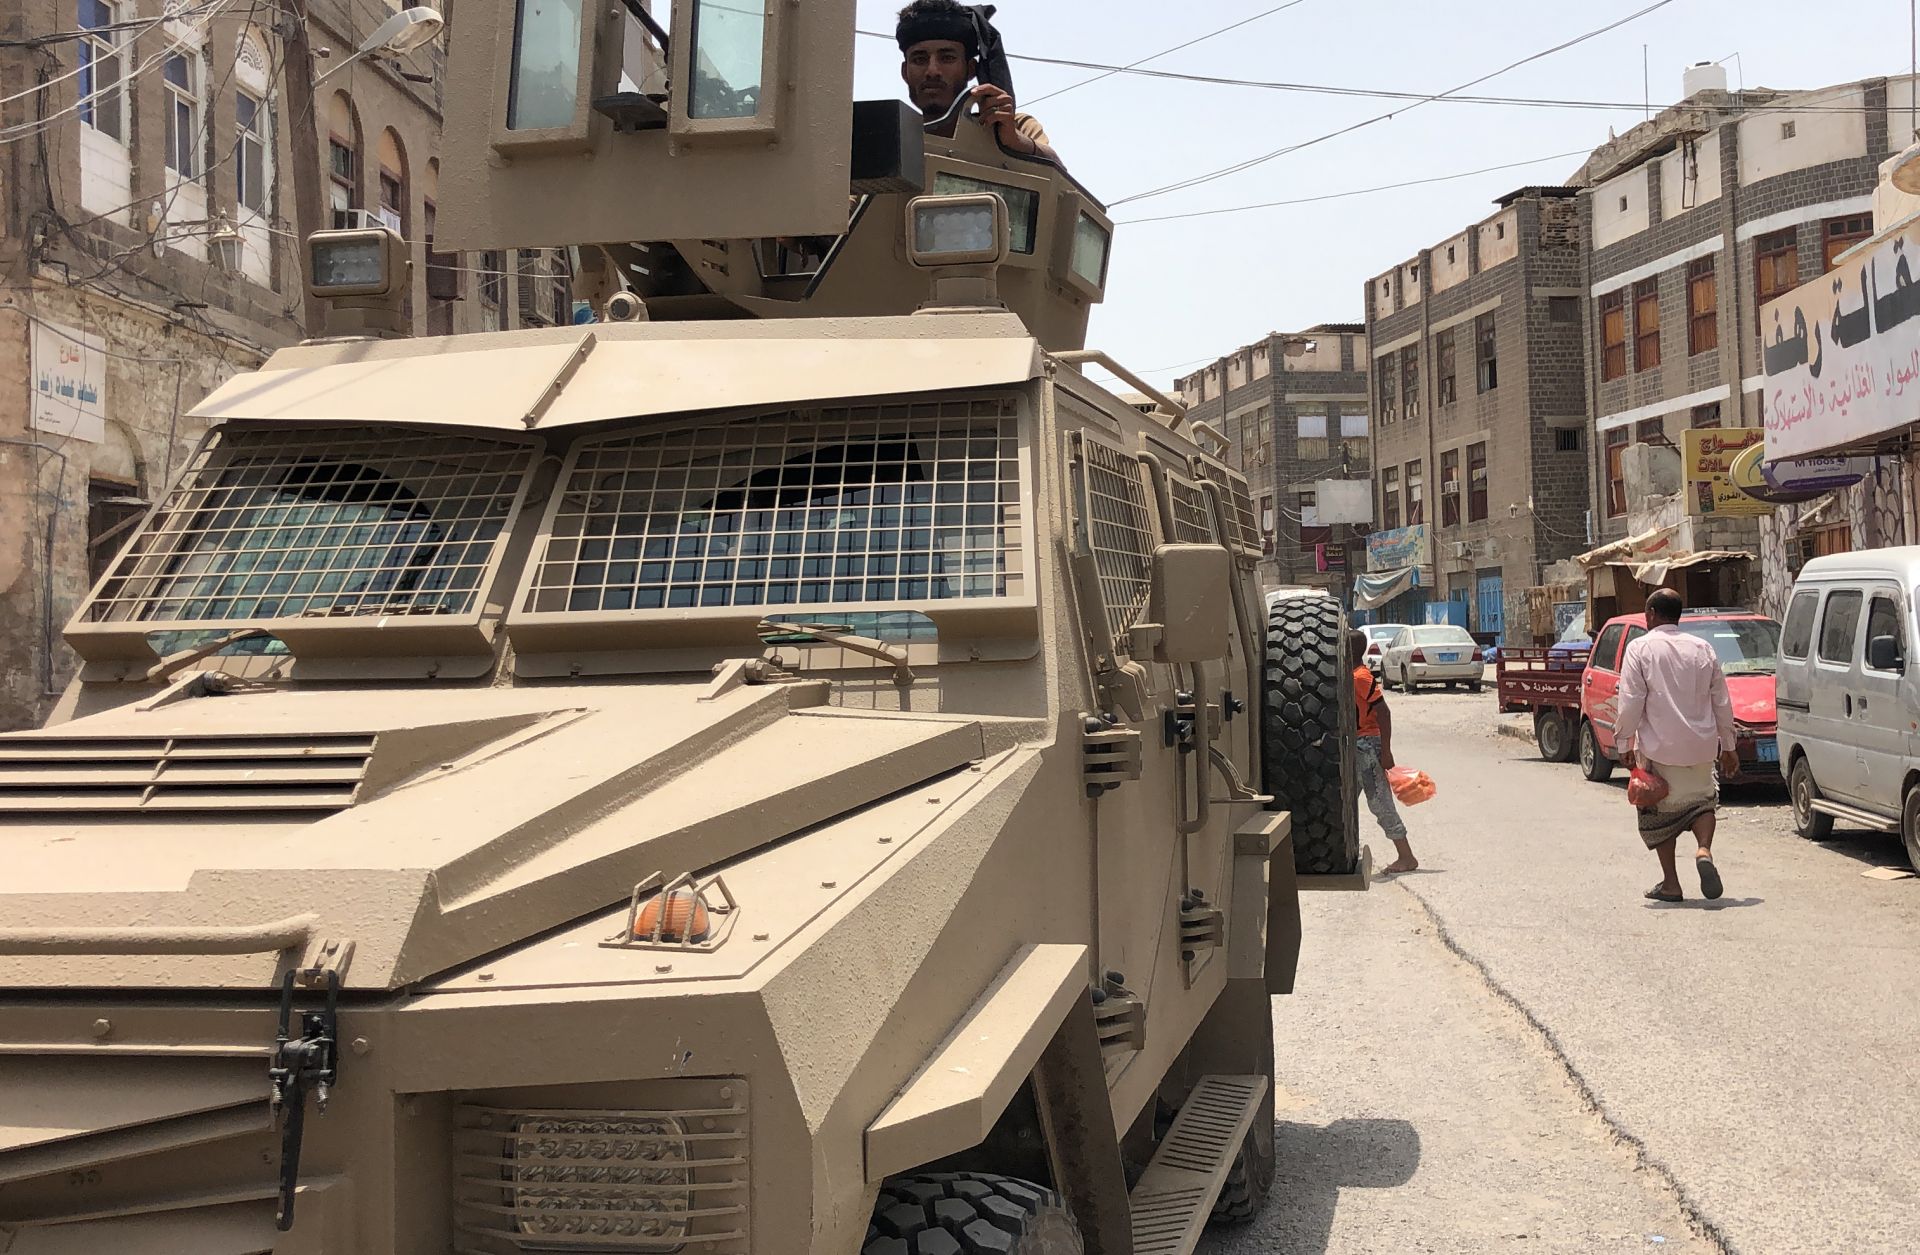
<box><xmin>377</xmin><ymin>128</ymin><xmax>408</xmax><ymax>237</ymax></box>
<box><xmin>328</xmin><ymin>92</ymin><xmax>361</xmax><ymax>229</ymax></box>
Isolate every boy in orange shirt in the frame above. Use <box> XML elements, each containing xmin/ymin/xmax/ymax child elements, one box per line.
<box><xmin>1349</xmin><ymin>629</ymin><xmax>1418</xmax><ymax>873</ymax></box>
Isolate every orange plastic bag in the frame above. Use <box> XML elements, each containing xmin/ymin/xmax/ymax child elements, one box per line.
<box><xmin>1386</xmin><ymin>765</ymin><xmax>1436</xmax><ymax>805</ymax></box>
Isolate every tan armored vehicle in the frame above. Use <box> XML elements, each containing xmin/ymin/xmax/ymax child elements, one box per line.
<box><xmin>0</xmin><ymin>4</ymin><xmax>1363</xmax><ymax>1252</ymax></box>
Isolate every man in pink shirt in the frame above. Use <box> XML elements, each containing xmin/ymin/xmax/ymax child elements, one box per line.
<box><xmin>1614</xmin><ymin>588</ymin><xmax>1739</xmax><ymax>902</ymax></box>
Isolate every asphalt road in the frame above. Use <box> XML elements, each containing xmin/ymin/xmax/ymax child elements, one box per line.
<box><xmin>1207</xmin><ymin>687</ymin><xmax>1920</xmax><ymax>1255</ymax></box>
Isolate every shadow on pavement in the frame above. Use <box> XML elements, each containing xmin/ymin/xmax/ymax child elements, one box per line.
<box><xmin>1810</xmin><ymin>830</ymin><xmax>1913</xmax><ymax>873</ymax></box>
<box><xmin>1263</xmin><ymin>1117</ymin><xmax>1421</xmax><ymax>1254</ymax></box>
<box><xmin>1643</xmin><ymin>896</ymin><xmax>1765</xmax><ymax>910</ymax></box>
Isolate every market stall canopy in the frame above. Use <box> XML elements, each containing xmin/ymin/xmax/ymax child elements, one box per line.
<box><xmin>1576</xmin><ymin>525</ymin><xmax>1752</xmax><ymax>585</ymax></box>
<box><xmin>1354</xmin><ymin>567</ymin><xmax>1419</xmax><ymax>610</ymax></box>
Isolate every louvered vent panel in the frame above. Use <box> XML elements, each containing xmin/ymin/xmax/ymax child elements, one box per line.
<box><xmin>0</xmin><ymin>734</ymin><xmax>374</xmax><ymax>814</ymax></box>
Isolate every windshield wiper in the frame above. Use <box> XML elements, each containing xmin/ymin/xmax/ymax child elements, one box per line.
<box><xmin>755</xmin><ymin>620</ymin><xmax>915</xmax><ymax>688</ymax></box>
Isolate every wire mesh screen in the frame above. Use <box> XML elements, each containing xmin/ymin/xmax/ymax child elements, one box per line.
<box><xmin>85</xmin><ymin>426</ymin><xmax>533</xmax><ymax>625</ymax></box>
<box><xmin>523</xmin><ymin>398</ymin><xmax>1025</xmax><ymax>614</ymax></box>
<box><xmin>1196</xmin><ymin>458</ymin><xmax>1261</xmax><ymax>559</ymax></box>
<box><xmin>1078</xmin><ymin>435</ymin><xmax>1153</xmax><ymax>647</ymax></box>
<box><xmin>1166</xmin><ymin>474</ymin><xmax>1215</xmax><ymax>544</ymax></box>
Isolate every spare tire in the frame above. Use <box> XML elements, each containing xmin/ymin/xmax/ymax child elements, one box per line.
<box><xmin>1262</xmin><ymin>596</ymin><xmax>1360</xmax><ymax>875</ymax></box>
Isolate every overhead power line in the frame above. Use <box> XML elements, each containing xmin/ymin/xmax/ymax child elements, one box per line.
<box><xmin>1020</xmin><ymin>0</ymin><xmax>1315</xmax><ymax>108</ymax></box>
<box><xmin>1114</xmin><ymin>148</ymin><xmax>1595</xmax><ymax>225</ymax></box>
<box><xmin>1110</xmin><ymin>0</ymin><xmax>1682</xmax><ymax>207</ymax></box>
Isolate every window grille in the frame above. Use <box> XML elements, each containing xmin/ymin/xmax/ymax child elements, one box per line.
<box><xmin>85</xmin><ymin>426</ymin><xmax>533</xmax><ymax>626</ymax></box>
<box><xmin>523</xmin><ymin>397</ymin><xmax>1024</xmax><ymax>614</ymax></box>
<box><xmin>1076</xmin><ymin>434</ymin><xmax>1154</xmax><ymax>647</ymax></box>
<box><xmin>1166</xmin><ymin>474</ymin><xmax>1214</xmax><ymax>544</ymax></box>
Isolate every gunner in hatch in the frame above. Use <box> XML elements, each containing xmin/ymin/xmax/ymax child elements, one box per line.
<box><xmin>897</xmin><ymin>0</ymin><xmax>1063</xmax><ymax>166</ymax></box>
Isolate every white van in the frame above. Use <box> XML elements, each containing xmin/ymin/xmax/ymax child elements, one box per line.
<box><xmin>1777</xmin><ymin>548</ymin><xmax>1920</xmax><ymax>867</ymax></box>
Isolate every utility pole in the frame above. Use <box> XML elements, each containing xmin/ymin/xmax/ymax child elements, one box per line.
<box><xmin>276</xmin><ymin>0</ymin><xmax>326</xmax><ymax>335</ymax></box>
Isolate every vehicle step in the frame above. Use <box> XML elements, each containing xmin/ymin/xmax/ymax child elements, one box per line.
<box><xmin>1811</xmin><ymin>799</ymin><xmax>1900</xmax><ymax>832</ymax></box>
<box><xmin>1127</xmin><ymin>1073</ymin><xmax>1269</xmax><ymax>1255</ymax></box>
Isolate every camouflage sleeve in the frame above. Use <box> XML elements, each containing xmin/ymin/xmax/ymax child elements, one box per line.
<box><xmin>1014</xmin><ymin>112</ymin><xmax>1051</xmax><ymax>146</ymax></box>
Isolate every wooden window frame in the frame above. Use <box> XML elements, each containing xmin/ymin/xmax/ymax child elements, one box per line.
<box><xmin>1599</xmin><ymin>289</ymin><xmax>1626</xmax><ymax>381</ymax></box>
<box><xmin>1435</xmin><ymin>329</ymin><xmax>1456</xmax><ymax>406</ymax></box>
<box><xmin>1755</xmin><ymin>228</ymin><xmax>1798</xmax><ymax>309</ymax></box>
<box><xmin>1466</xmin><ymin>441</ymin><xmax>1489</xmax><ymax>522</ymax></box>
<box><xmin>1440</xmin><ymin>448</ymin><xmax>1460</xmax><ymax>527</ymax></box>
<box><xmin>1633</xmin><ymin>278</ymin><xmax>1660</xmax><ymax>372</ymax></box>
<box><xmin>1687</xmin><ymin>257</ymin><xmax>1717</xmax><ymax>356</ymax></box>
<box><xmin>1475</xmin><ymin>311</ymin><xmax>1498</xmax><ymax>393</ymax></box>
<box><xmin>1823</xmin><ymin>214</ymin><xmax>1872</xmax><ymax>271</ymax></box>
<box><xmin>1405</xmin><ymin>458</ymin><xmax>1424</xmax><ymax>525</ymax></box>
<box><xmin>1605</xmin><ymin>428</ymin><xmax>1628</xmax><ymax>517</ymax></box>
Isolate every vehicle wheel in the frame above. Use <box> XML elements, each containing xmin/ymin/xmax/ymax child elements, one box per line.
<box><xmin>1578</xmin><ymin>720</ymin><xmax>1615</xmax><ymax>782</ymax></box>
<box><xmin>1401</xmin><ymin>668</ymin><xmax>1416</xmax><ymax>692</ymax></box>
<box><xmin>1467</xmin><ymin>680</ymin><xmax>1483</xmax><ymax>694</ymax></box>
<box><xmin>1209</xmin><ymin>1013</ymin><xmax>1276</xmax><ymax>1225</ymax></box>
<box><xmin>1534</xmin><ymin>711</ymin><xmax>1576</xmax><ymax>763</ymax></box>
<box><xmin>865</xmin><ymin>1174</ymin><xmax>1083</xmax><ymax>1254</ymax></box>
<box><xmin>1903</xmin><ymin>785</ymin><xmax>1920</xmax><ymax>871</ymax></box>
<box><xmin>1263</xmin><ymin>595</ymin><xmax>1360</xmax><ymax>876</ymax></box>
<box><xmin>1791</xmin><ymin>756</ymin><xmax>1834</xmax><ymax>841</ymax></box>
<box><xmin>1381</xmin><ymin>668</ymin><xmax>1398</xmax><ymax>692</ymax></box>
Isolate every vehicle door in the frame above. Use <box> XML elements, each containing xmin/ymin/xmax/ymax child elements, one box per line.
<box><xmin>1809</xmin><ymin>586</ymin><xmax>1868</xmax><ymax>803</ymax></box>
<box><xmin>1854</xmin><ymin>586</ymin><xmax>1910</xmax><ymax>814</ymax></box>
<box><xmin>1385</xmin><ymin>627</ymin><xmax>1411</xmax><ymax>677</ymax></box>
<box><xmin>1583</xmin><ymin>620</ymin><xmax>1628</xmax><ymax>749</ymax></box>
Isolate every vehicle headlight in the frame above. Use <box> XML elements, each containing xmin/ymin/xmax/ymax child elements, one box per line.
<box><xmin>456</xmin><ymin>1080</ymin><xmax>749</xmax><ymax>1252</ymax></box>
<box><xmin>513</xmin><ymin>1115</ymin><xmax>690</xmax><ymax>1242</ymax></box>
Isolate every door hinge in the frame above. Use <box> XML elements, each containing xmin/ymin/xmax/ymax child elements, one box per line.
<box><xmin>1179</xmin><ymin>891</ymin><xmax>1224</xmax><ymax>961</ymax></box>
<box><xmin>1093</xmin><ymin>971</ymin><xmax>1146</xmax><ymax>1060</ymax></box>
<box><xmin>270</xmin><ymin>940</ymin><xmax>352</xmax><ymax>1232</ymax></box>
<box><xmin>1083</xmin><ymin>716</ymin><xmax>1142</xmax><ymax>796</ymax></box>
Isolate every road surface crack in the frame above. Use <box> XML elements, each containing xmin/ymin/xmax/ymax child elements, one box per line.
<box><xmin>1388</xmin><ymin>876</ymin><xmax>1741</xmax><ymax>1255</ymax></box>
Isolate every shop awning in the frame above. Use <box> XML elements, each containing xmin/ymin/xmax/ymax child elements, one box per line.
<box><xmin>1354</xmin><ymin>566</ymin><xmax>1419</xmax><ymax>610</ymax></box>
<box><xmin>1575</xmin><ymin>527</ymin><xmax>1752</xmax><ymax>585</ymax></box>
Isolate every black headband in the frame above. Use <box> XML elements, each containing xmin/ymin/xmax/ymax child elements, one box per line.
<box><xmin>896</xmin><ymin>13</ymin><xmax>979</xmax><ymax>56</ymax></box>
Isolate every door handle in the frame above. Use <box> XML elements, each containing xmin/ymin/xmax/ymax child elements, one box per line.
<box><xmin>1844</xmin><ymin>694</ymin><xmax>1854</xmax><ymax>716</ymax></box>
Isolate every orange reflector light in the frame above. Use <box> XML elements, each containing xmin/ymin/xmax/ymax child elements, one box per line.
<box><xmin>633</xmin><ymin>889</ymin><xmax>711</xmax><ymax>943</ymax></box>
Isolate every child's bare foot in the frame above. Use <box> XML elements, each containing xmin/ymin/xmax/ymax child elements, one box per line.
<box><xmin>1382</xmin><ymin>857</ymin><xmax>1419</xmax><ymax>873</ymax></box>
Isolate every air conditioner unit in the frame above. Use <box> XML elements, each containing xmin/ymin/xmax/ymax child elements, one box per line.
<box><xmin>1451</xmin><ymin>541</ymin><xmax>1472</xmax><ymax>559</ymax></box>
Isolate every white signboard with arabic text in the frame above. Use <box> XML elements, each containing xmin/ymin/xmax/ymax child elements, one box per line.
<box><xmin>1763</xmin><ymin>217</ymin><xmax>1920</xmax><ymax>459</ymax></box>
<box><xmin>30</xmin><ymin>319</ymin><xmax>106</xmax><ymax>444</ymax></box>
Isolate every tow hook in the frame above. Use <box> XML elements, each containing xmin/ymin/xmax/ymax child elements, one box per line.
<box><xmin>270</xmin><ymin>967</ymin><xmax>340</xmax><ymax>1230</ymax></box>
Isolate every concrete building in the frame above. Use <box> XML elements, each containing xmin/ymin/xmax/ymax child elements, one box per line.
<box><xmin>1362</xmin><ymin>188</ymin><xmax>1591</xmax><ymax>641</ymax></box>
<box><xmin>0</xmin><ymin>0</ymin><xmax>573</xmax><ymax>728</ymax></box>
<box><xmin>1175</xmin><ymin>325</ymin><xmax>1370</xmax><ymax>590</ymax></box>
<box><xmin>1576</xmin><ymin>66</ymin><xmax>1919</xmax><ymax>615</ymax></box>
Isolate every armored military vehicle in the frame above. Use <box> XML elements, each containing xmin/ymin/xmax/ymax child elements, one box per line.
<box><xmin>0</xmin><ymin>4</ymin><xmax>1362</xmax><ymax>1252</ymax></box>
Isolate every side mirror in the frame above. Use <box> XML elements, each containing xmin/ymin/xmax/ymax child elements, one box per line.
<box><xmin>1868</xmin><ymin>634</ymin><xmax>1904</xmax><ymax>672</ymax></box>
<box><xmin>1143</xmin><ymin>544</ymin><xmax>1231</xmax><ymax>663</ymax></box>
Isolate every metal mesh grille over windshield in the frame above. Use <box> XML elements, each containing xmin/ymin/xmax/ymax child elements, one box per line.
<box><xmin>85</xmin><ymin>426</ymin><xmax>532</xmax><ymax>624</ymax></box>
<box><xmin>1196</xmin><ymin>458</ymin><xmax>1261</xmax><ymax>559</ymax></box>
<box><xmin>523</xmin><ymin>398</ymin><xmax>1024</xmax><ymax>613</ymax></box>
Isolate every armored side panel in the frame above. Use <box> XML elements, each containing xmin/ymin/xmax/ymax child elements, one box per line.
<box><xmin>437</xmin><ymin>0</ymin><xmax>857</xmax><ymax>248</ymax></box>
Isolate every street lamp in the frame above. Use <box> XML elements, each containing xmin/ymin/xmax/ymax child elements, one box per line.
<box><xmin>315</xmin><ymin>6</ymin><xmax>444</xmax><ymax>85</ymax></box>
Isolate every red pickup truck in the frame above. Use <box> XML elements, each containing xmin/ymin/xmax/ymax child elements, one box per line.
<box><xmin>1496</xmin><ymin>608</ymin><xmax>1782</xmax><ymax>782</ymax></box>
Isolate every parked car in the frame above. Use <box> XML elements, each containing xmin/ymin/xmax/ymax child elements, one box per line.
<box><xmin>1777</xmin><ymin>549</ymin><xmax>1920</xmax><ymax>866</ymax></box>
<box><xmin>1380</xmin><ymin>624</ymin><xmax>1485</xmax><ymax>692</ymax></box>
<box><xmin>1359</xmin><ymin>624</ymin><xmax>1409</xmax><ymax>675</ymax></box>
<box><xmin>1501</xmin><ymin>607</ymin><xmax>1779</xmax><ymax>782</ymax></box>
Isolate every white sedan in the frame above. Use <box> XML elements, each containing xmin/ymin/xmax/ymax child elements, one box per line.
<box><xmin>1380</xmin><ymin>624</ymin><xmax>1485</xmax><ymax>692</ymax></box>
<box><xmin>1359</xmin><ymin>624</ymin><xmax>1409</xmax><ymax>676</ymax></box>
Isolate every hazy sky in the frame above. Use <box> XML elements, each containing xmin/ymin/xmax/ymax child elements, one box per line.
<box><xmin>851</xmin><ymin>0</ymin><xmax>1918</xmax><ymax>388</ymax></box>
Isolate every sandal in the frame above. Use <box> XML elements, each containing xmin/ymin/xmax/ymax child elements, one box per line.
<box><xmin>1696</xmin><ymin>857</ymin><xmax>1724</xmax><ymax>901</ymax></box>
<box><xmin>1644</xmin><ymin>884</ymin><xmax>1684</xmax><ymax>902</ymax></box>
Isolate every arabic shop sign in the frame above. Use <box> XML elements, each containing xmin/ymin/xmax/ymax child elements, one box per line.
<box><xmin>1725</xmin><ymin>440</ymin><xmax>1872</xmax><ymax>505</ymax></box>
<box><xmin>1683</xmin><ymin>428</ymin><xmax>1770</xmax><ymax>517</ymax></box>
<box><xmin>29</xmin><ymin>318</ymin><xmax>106</xmax><ymax>443</ymax></box>
<box><xmin>1365</xmin><ymin>522</ymin><xmax>1428</xmax><ymax>572</ymax></box>
<box><xmin>1763</xmin><ymin>216</ymin><xmax>1920</xmax><ymax>459</ymax></box>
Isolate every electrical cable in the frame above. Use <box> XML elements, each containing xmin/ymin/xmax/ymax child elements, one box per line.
<box><xmin>1111</xmin><ymin>0</ymin><xmax>1682</xmax><ymax>208</ymax></box>
<box><xmin>1114</xmin><ymin>147</ymin><xmax>1593</xmax><ymax>225</ymax></box>
<box><xmin>0</xmin><ymin>1</ymin><xmax>231</xmax><ymax>111</ymax></box>
<box><xmin>1019</xmin><ymin>0</ymin><xmax>1314</xmax><ymax>108</ymax></box>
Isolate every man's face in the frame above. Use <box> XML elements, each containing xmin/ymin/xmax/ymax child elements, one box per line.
<box><xmin>901</xmin><ymin>39</ymin><xmax>972</xmax><ymax>112</ymax></box>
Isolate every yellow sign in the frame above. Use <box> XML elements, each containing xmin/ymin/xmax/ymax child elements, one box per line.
<box><xmin>1683</xmin><ymin>428</ymin><xmax>1770</xmax><ymax>517</ymax></box>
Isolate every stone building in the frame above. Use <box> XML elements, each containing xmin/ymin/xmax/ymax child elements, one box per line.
<box><xmin>1362</xmin><ymin>188</ymin><xmax>1592</xmax><ymax>641</ymax></box>
<box><xmin>0</xmin><ymin>0</ymin><xmax>572</xmax><ymax>728</ymax></box>
<box><xmin>1174</xmin><ymin>325</ymin><xmax>1370</xmax><ymax>590</ymax></box>
<box><xmin>1575</xmin><ymin>66</ymin><xmax>1917</xmax><ymax>615</ymax></box>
